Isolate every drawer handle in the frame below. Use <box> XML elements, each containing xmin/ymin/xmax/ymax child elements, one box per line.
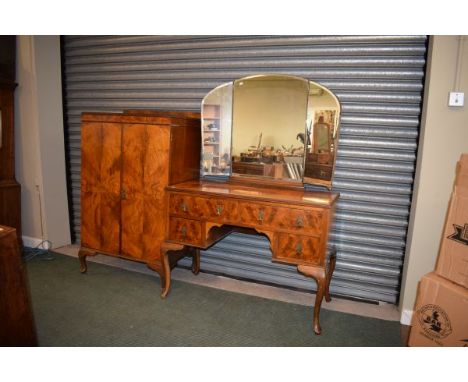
<box><xmin>216</xmin><ymin>205</ymin><xmax>224</xmax><ymax>216</ymax></box>
<box><xmin>181</xmin><ymin>226</ymin><xmax>187</xmax><ymax>239</ymax></box>
<box><xmin>181</xmin><ymin>202</ymin><xmax>188</xmax><ymax>213</ymax></box>
<box><xmin>296</xmin><ymin>243</ymin><xmax>302</xmax><ymax>255</ymax></box>
<box><xmin>296</xmin><ymin>217</ymin><xmax>304</xmax><ymax>228</ymax></box>
<box><xmin>258</xmin><ymin>209</ymin><xmax>265</xmax><ymax>222</ymax></box>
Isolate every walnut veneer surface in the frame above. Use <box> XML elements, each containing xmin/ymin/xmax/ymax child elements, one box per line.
<box><xmin>78</xmin><ymin>111</ymin><xmax>201</xmax><ymax>286</ymax></box>
<box><xmin>164</xmin><ymin>179</ymin><xmax>339</xmax><ymax>334</ymax></box>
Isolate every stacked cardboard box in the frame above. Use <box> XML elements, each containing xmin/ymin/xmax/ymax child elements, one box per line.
<box><xmin>435</xmin><ymin>154</ymin><xmax>468</xmax><ymax>287</ymax></box>
<box><xmin>408</xmin><ymin>154</ymin><xmax>468</xmax><ymax>346</ymax></box>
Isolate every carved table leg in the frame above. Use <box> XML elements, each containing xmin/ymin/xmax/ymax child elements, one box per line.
<box><xmin>191</xmin><ymin>248</ymin><xmax>201</xmax><ymax>275</ymax></box>
<box><xmin>147</xmin><ymin>260</ymin><xmax>167</xmax><ymax>297</ymax></box>
<box><xmin>148</xmin><ymin>243</ymin><xmax>202</xmax><ymax>299</ymax></box>
<box><xmin>160</xmin><ymin>249</ymin><xmax>172</xmax><ymax>299</ymax></box>
<box><xmin>298</xmin><ymin>265</ymin><xmax>327</xmax><ymax>335</ymax></box>
<box><xmin>158</xmin><ymin>242</ymin><xmax>184</xmax><ymax>299</ymax></box>
<box><xmin>325</xmin><ymin>250</ymin><xmax>337</xmax><ymax>303</ymax></box>
<box><xmin>297</xmin><ymin>249</ymin><xmax>337</xmax><ymax>334</ymax></box>
<box><xmin>78</xmin><ymin>248</ymin><xmax>96</xmax><ymax>273</ymax></box>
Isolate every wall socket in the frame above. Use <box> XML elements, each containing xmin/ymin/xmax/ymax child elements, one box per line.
<box><xmin>448</xmin><ymin>92</ymin><xmax>465</xmax><ymax>107</ymax></box>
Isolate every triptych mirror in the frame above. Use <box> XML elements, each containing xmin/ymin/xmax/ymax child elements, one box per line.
<box><xmin>200</xmin><ymin>74</ymin><xmax>341</xmax><ymax>189</ymax></box>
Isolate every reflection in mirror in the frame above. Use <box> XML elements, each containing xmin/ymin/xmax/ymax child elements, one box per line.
<box><xmin>201</xmin><ymin>83</ymin><xmax>233</xmax><ymax>177</ymax></box>
<box><xmin>199</xmin><ymin>75</ymin><xmax>341</xmax><ymax>188</ymax></box>
<box><xmin>303</xmin><ymin>82</ymin><xmax>340</xmax><ymax>188</ymax></box>
<box><xmin>231</xmin><ymin>75</ymin><xmax>309</xmax><ymax>182</ymax></box>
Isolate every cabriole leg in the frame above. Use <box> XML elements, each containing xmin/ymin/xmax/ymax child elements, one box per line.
<box><xmin>148</xmin><ymin>244</ymin><xmax>201</xmax><ymax>298</ymax></box>
<box><xmin>325</xmin><ymin>250</ymin><xmax>337</xmax><ymax>303</ymax></box>
<box><xmin>191</xmin><ymin>248</ymin><xmax>201</xmax><ymax>275</ymax></box>
<box><xmin>159</xmin><ymin>242</ymin><xmax>185</xmax><ymax>299</ymax></box>
<box><xmin>78</xmin><ymin>248</ymin><xmax>96</xmax><ymax>273</ymax></box>
<box><xmin>298</xmin><ymin>265</ymin><xmax>327</xmax><ymax>335</ymax></box>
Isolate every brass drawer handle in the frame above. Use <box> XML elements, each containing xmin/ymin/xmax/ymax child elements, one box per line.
<box><xmin>216</xmin><ymin>205</ymin><xmax>224</xmax><ymax>216</ymax></box>
<box><xmin>296</xmin><ymin>217</ymin><xmax>304</xmax><ymax>228</ymax></box>
<box><xmin>181</xmin><ymin>201</ymin><xmax>188</xmax><ymax>213</ymax></box>
<box><xmin>296</xmin><ymin>243</ymin><xmax>302</xmax><ymax>255</ymax></box>
<box><xmin>181</xmin><ymin>226</ymin><xmax>187</xmax><ymax>239</ymax></box>
<box><xmin>258</xmin><ymin>209</ymin><xmax>265</xmax><ymax>222</ymax></box>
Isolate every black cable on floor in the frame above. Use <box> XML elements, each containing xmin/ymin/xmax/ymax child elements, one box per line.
<box><xmin>22</xmin><ymin>240</ymin><xmax>55</xmax><ymax>262</ymax></box>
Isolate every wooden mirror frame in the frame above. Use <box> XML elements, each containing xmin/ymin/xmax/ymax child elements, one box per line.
<box><xmin>200</xmin><ymin>75</ymin><xmax>341</xmax><ymax>190</ymax></box>
<box><xmin>302</xmin><ymin>80</ymin><xmax>341</xmax><ymax>189</ymax></box>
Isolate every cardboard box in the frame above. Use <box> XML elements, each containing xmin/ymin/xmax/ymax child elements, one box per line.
<box><xmin>435</xmin><ymin>154</ymin><xmax>468</xmax><ymax>288</ymax></box>
<box><xmin>453</xmin><ymin>154</ymin><xmax>468</xmax><ymax>196</ymax></box>
<box><xmin>408</xmin><ymin>272</ymin><xmax>468</xmax><ymax>347</ymax></box>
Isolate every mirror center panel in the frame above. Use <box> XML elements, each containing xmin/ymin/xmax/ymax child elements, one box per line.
<box><xmin>231</xmin><ymin>75</ymin><xmax>309</xmax><ymax>182</ymax></box>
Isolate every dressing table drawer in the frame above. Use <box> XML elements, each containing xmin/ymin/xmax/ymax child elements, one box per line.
<box><xmin>275</xmin><ymin>233</ymin><xmax>322</xmax><ymax>265</ymax></box>
<box><xmin>274</xmin><ymin>208</ymin><xmax>323</xmax><ymax>235</ymax></box>
<box><xmin>198</xmin><ymin>197</ymin><xmax>238</xmax><ymax>222</ymax></box>
<box><xmin>169</xmin><ymin>193</ymin><xmax>200</xmax><ymax>218</ymax></box>
<box><xmin>238</xmin><ymin>202</ymin><xmax>277</xmax><ymax>227</ymax></box>
<box><xmin>168</xmin><ymin>217</ymin><xmax>202</xmax><ymax>246</ymax></box>
<box><xmin>238</xmin><ymin>202</ymin><xmax>323</xmax><ymax>235</ymax></box>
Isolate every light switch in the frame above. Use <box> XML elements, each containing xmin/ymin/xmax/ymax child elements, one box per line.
<box><xmin>448</xmin><ymin>92</ymin><xmax>465</xmax><ymax>107</ymax></box>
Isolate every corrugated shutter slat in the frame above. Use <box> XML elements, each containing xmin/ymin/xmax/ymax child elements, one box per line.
<box><xmin>62</xmin><ymin>35</ymin><xmax>427</xmax><ymax>304</ymax></box>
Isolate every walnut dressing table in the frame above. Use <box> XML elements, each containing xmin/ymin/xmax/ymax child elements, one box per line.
<box><xmin>161</xmin><ymin>179</ymin><xmax>339</xmax><ymax>334</ymax></box>
<box><xmin>158</xmin><ymin>74</ymin><xmax>342</xmax><ymax>335</ymax></box>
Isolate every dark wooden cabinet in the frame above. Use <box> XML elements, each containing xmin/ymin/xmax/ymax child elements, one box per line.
<box><xmin>0</xmin><ymin>82</ymin><xmax>21</xmax><ymax>246</ymax></box>
<box><xmin>0</xmin><ymin>37</ymin><xmax>21</xmax><ymax>246</ymax></box>
<box><xmin>78</xmin><ymin>112</ymin><xmax>201</xmax><ymax>285</ymax></box>
<box><xmin>0</xmin><ymin>225</ymin><xmax>37</xmax><ymax>346</ymax></box>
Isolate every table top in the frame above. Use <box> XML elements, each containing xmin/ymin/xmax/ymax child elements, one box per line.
<box><xmin>167</xmin><ymin>180</ymin><xmax>339</xmax><ymax>208</ymax></box>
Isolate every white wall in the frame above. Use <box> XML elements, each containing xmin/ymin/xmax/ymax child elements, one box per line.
<box><xmin>15</xmin><ymin>36</ymin><xmax>71</xmax><ymax>249</ymax></box>
<box><xmin>399</xmin><ymin>36</ymin><xmax>468</xmax><ymax>323</ymax></box>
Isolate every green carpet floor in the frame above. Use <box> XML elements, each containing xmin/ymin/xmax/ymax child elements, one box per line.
<box><xmin>25</xmin><ymin>253</ymin><xmax>402</xmax><ymax>346</ymax></box>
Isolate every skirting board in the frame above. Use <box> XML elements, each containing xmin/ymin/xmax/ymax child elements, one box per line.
<box><xmin>400</xmin><ymin>309</ymin><xmax>413</xmax><ymax>325</ymax></box>
<box><xmin>22</xmin><ymin>235</ymin><xmax>51</xmax><ymax>250</ymax></box>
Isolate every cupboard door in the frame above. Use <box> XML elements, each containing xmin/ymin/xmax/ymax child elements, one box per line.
<box><xmin>121</xmin><ymin>124</ymin><xmax>170</xmax><ymax>261</ymax></box>
<box><xmin>81</xmin><ymin>122</ymin><xmax>121</xmax><ymax>253</ymax></box>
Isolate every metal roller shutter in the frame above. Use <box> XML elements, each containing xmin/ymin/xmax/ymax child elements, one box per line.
<box><xmin>62</xmin><ymin>35</ymin><xmax>427</xmax><ymax>303</ymax></box>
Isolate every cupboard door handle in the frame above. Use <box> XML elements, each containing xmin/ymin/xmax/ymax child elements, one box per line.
<box><xmin>216</xmin><ymin>205</ymin><xmax>223</xmax><ymax>216</ymax></box>
<box><xmin>121</xmin><ymin>188</ymin><xmax>127</xmax><ymax>200</ymax></box>
<box><xmin>181</xmin><ymin>202</ymin><xmax>188</xmax><ymax>213</ymax></box>
<box><xmin>181</xmin><ymin>226</ymin><xmax>187</xmax><ymax>239</ymax></box>
<box><xmin>296</xmin><ymin>243</ymin><xmax>302</xmax><ymax>255</ymax></box>
<box><xmin>258</xmin><ymin>209</ymin><xmax>265</xmax><ymax>222</ymax></box>
<box><xmin>296</xmin><ymin>217</ymin><xmax>304</xmax><ymax>228</ymax></box>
